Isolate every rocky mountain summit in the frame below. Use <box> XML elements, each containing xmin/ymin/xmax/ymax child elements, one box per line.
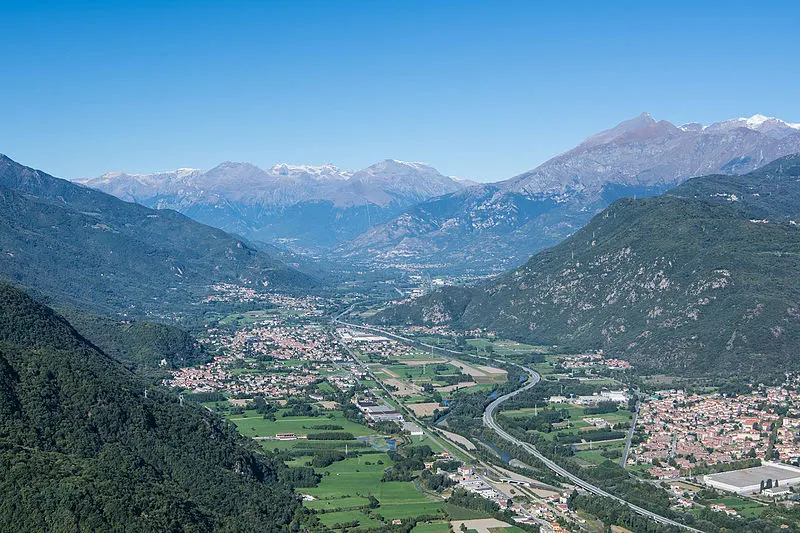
<box><xmin>337</xmin><ymin>113</ymin><xmax>800</xmax><ymax>273</ymax></box>
<box><xmin>78</xmin><ymin>159</ymin><xmax>470</xmax><ymax>249</ymax></box>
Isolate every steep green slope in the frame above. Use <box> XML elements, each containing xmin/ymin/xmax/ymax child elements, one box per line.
<box><xmin>0</xmin><ymin>154</ymin><xmax>315</xmax><ymax>317</ymax></box>
<box><xmin>376</xmin><ymin>155</ymin><xmax>800</xmax><ymax>378</ymax></box>
<box><xmin>0</xmin><ymin>283</ymin><xmax>300</xmax><ymax>531</ymax></box>
<box><xmin>59</xmin><ymin>309</ymin><xmax>211</xmax><ymax>377</ymax></box>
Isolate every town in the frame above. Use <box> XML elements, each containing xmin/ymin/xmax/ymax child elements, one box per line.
<box><xmin>632</xmin><ymin>379</ymin><xmax>800</xmax><ymax>477</ymax></box>
<box><xmin>162</xmin><ymin>286</ymin><xmax>800</xmax><ymax>532</ymax></box>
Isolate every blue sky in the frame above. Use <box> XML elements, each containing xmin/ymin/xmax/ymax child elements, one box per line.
<box><xmin>1</xmin><ymin>0</ymin><xmax>798</xmax><ymax>182</ymax></box>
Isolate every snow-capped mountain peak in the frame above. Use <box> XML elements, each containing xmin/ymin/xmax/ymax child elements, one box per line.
<box><xmin>737</xmin><ymin>114</ymin><xmax>800</xmax><ymax>130</ymax></box>
<box><xmin>79</xmin><ymin>158</ymin><xmax>467</xmax><ymax>209</ymax></box>
<box><xmin>704</xmin><ymin>114</ymin><xmax>800</xmax><ymax>137</ymax></box>
<box><xmin>269</xmin><ymin>163</ymin><xmax>351</xmax><ymax>181</ymax></box>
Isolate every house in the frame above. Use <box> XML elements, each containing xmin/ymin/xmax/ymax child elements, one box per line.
<box><xmin>764</xmin><ymin>487</ymin><xmax>792</xmax><ymax>498</ymax></box>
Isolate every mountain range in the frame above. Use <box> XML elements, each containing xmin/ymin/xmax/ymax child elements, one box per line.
<box><xmin>78</xmin><ymin>159</ymin><xmax>472</xmax><ymax>250</ymax></box>
<box><xmin>0</xmin><ymin>154</ymin><xmax>313</xmax><ymax>318</ymax></box>
<box><xmin>373</xmin><ymin>155</ymin><xmax>800</xmax><ymax>378</ymax></box>
<box><xmin>335</xmin><ymin>114</ymin><xmax>800</xmax><ymax>273</ymax></box>
<box><xmin>80</xmin><ymin>114</ymin><xmax>800</xmax><ymax>274</ymax></box>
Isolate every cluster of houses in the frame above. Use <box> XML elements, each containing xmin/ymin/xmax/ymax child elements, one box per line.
<box><xmin>166</xmin><ymin>310</ymin><xmax>347</xmax><ymax>397</ymax></box>
<box><xmin>203</xmin><ymin>284</ymin><xmax>326</xmax><ymax>314</ymax></box>
<box><xmin>632</xmin><ymin>385</ymin><xmax>800</xmax><ymax>477</ymax></box>
<box><xmin>559</xmin><ymin>352</ymin><xmax>632</xmax><ymax>370</ymax></box>
<box><xmin>164</xmin><ymin>353</ymin><xmax>320</xmax><ymax>396</ymax></box>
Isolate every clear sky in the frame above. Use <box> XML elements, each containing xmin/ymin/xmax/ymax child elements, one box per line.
<box><xmin>1</xmin><ymin>0</ymin><xmax>798</xmax><ymax>182</ymax></box>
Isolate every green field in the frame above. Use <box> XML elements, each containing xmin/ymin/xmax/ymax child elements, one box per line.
<box><xmin>306</xmin><ymin>495</ymin><xmax>370</xmax><ymax>511</ymax></box>
<box><xmin>217</xmin><ymin>308</ymin><xmax>311</xmax><ymax>327</ymax></box>
<box><xmin>218</xmin><ymin>309</ymin><xmax>277</xmax><ymax>326</ymax></box>
<box><xmin>228</xmin><ymin>409</ymin><xmax>374</xmax><ymax>439</ymax></box>
<box><xmin>317</xmin><ymin>381</ymin><xmax>336</xmax><ymax>393</ymax></box>
<box><xmin>500</xmin><ymin>403</ymin><xmax>633</xmax><ymax>446</ymax></box>
<box><xmin>303</xmin><ymin>456</ymin><xmax>444</xmax><ymax>523</ymax></box>
<box><xmin>377</xmin><ymin>361</ymin><xmax>469</xmax><ymax>382</ymax></box>
<box><xmin>574</xmin><ymin>444</ymin><xmax>624</xmax><ymax>466</ymax></box>
<box><xmin>315</xmin><ymin>509</ymin><xmax>385</xmax><ymax>529</ymax></box>
<box><xmin>443</xmin><ymin>503</ymin><xmax>491</xmax><ymax>520</ymax></box>
<box><xmin>411</xmin><ymin>521</ymin><xmax>452</xmax><ymax>533</ymax></box>
<box><xmin>704</xmin><ymin>497</ymin><xmax>765</xmax><ymax>519</ymax></box>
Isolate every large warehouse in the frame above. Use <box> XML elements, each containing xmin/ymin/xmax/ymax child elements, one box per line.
<box><xmin>703</xmin><ymin>462</ymin><xmax>800</xmax><ymax>495</ymax></box>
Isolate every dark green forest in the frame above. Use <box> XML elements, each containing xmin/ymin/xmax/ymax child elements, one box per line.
<box><xmin>60</xmin><ymin>308</ymin><xmax>211</xmax><ymax>379</ymax></box>
<box><xmin>0</xmin><ymin>283</ymin><xmax>307</xmax><ymax>531</ymax></box>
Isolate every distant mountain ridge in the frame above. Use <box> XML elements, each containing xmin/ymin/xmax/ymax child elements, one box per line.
<box><xmin>336</xmin><ymin>113</ymin><xmax>800</xmax><ymax>273</ymax></box>
<box><xmin>374</xmin><ymin>155</ymin><xmax>800</xmax><ymax>378</ymax></box>
<box><xmin>78</xmin><ymin>159</ymin><xmax>472</xmax><ymax>249</ymax></box>
<box><xmin>0</xmin><ymin>154</ymin><xmax>313</xmax><ymax>317</ymax></box>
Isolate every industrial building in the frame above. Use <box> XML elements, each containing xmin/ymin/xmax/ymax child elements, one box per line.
<box><xmin>703</xmin><ymin>462</ymin><xmax>800</xmax><ymax>495</ymax></box>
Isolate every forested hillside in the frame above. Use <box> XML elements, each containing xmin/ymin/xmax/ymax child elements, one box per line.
<box><xmin>375</xmin><ymin>155</ymin><xmax>800</xmax><ymax>378</ymax></box>
<box><xmin>0</xmin><ymin>283</ymin><xmax>302</xmax><ymax>531</ymax></box>
<box><xmin>0</xmin><ymin>154</ymin><xmax>314</xmax><ymax>317</ymax></box>
<box><xmin>60</xmin><ymin>309</ymin><xmax>211</xmax><ymax>378</ymax></box>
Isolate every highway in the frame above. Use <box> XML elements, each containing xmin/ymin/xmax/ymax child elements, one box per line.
<box><xmin>483</xmin><ymin>367</ymin><xmax>702</xmax><ymax>532</ymax></box>
<box><xmin>620</xmin><ymin>397</ymin><xmax>640</xmax><ymax>467</ymax></box>
<box><xmin>332</xmin><ymin>312</ymin><xmax>703</xmax><ymax>531</ymax></box>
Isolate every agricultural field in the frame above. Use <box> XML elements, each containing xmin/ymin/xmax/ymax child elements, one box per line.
<box><xmin>500</xmin><ymin>402</ymin><xmax>634</xmax><ymax>450</ymax></box>
<box><xmin>410</xmin><ymin>521</ymin><xmax>452</xmax><ymax>533</ymax></box>
<box><xmin>443</xmin><ymin>503</ymin><xmax>491</xmax><ymax>520</ymax></box>
<box><xmin>371</xmin><ymin>357</ymin><xmax>506</xmax><ymax>403</ymax></box>
<box><xmin>573</xmin><ymin>441</ymin><xmax>625</xmax><ymax>466</ymax></box>
<box><xmin>227</xmin><ymin>409</ymin><xmax>374</xmax><ymax>439</ymax></box>
<box><xmin>216</xmin><ymin>308</ymin><xmax>309</xmax><ymax>327</ymax></box>
<box><xmin>700</xmin><ymin>497</ymin><xmax>765</xmax><ymax>519</ymax></box>
<box><xmin>303</xmin><ymin>456</ymin><xmax>445</xmax><ymax>524</ymax></box>
<box><xmin>316</xmin><ymin>510</ymin><xmax>385</xmax><ymax>529</ymax></box>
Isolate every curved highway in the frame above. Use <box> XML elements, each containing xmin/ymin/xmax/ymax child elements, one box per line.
<box><xmin>333</xmin><ymin>313</ymin><xmax>703</xmax><ymax>531</ymax></box>
<box><xmin>483</xmin><ymin>366</ymin><xmax>702</xmax><ymax>532</ymax></box>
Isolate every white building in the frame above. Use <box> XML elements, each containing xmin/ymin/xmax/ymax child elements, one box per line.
<box><xmin>401</xmin><ymin>421</ymin><xmax>424</xmax><ymax>436</ymax></box>
<box><xmin>704</xmin><ymin>462</ymin><xmax>800</xmax><ymax>495</ymax></box>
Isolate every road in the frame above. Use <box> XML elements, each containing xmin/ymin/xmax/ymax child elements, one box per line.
<box><xmin>620</xmin><ymin>397</ymin><xmax>640</xmax><ymax>467</ymax></box>
<box><xmin>333</xmin><ymin>315</ymin><xmax>703</xmax><ymax>532</ymax></box>
<box><xmin>335</xmin><ymin>329</ymin><xmax>458</xmax><ymax>462</ymax></box>
<box><xmin>483</xmin><ymin>367</ymin><xmax>702</xmax><ymax>532</ymax></box>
